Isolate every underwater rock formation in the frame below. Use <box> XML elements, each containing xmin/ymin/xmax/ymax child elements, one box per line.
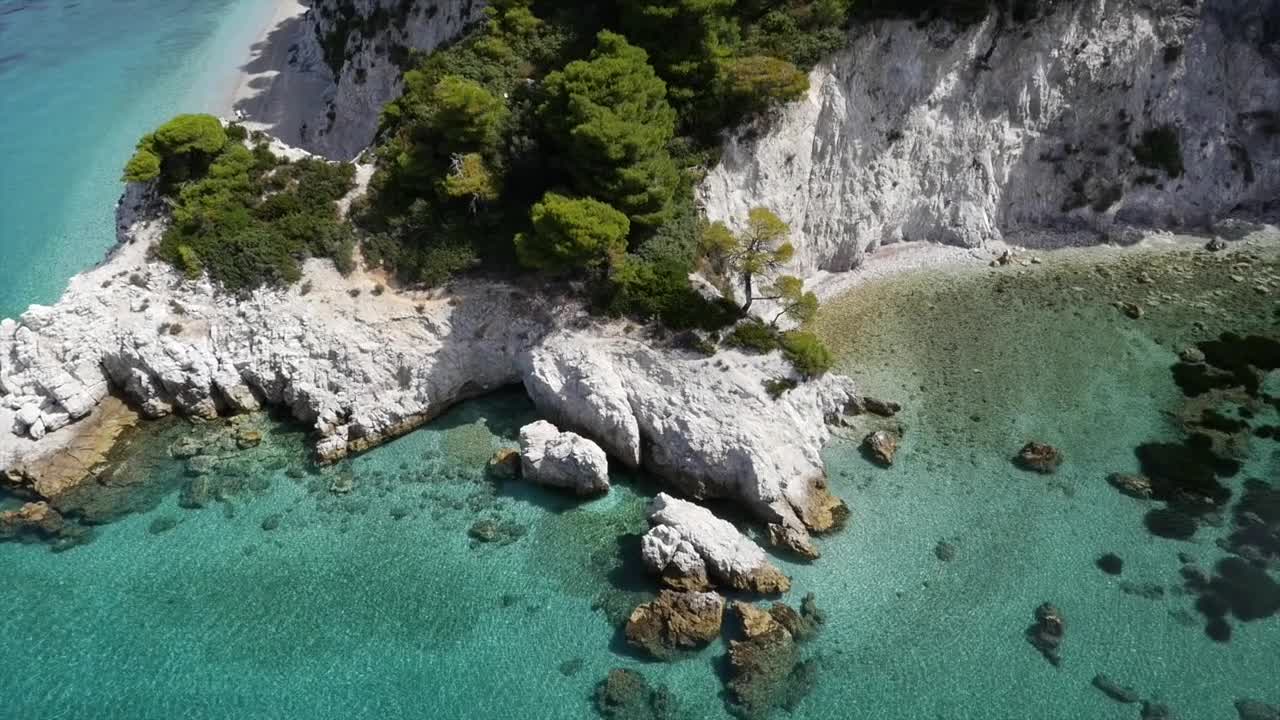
<box><xmin>1026</xmin><ymin>602</ymin><xmax>1066</xmax><ymax>667</ymax></box>
<box><xmin>725</xmin><ymin>599</ymin><xmax>821</xmax><ymax>719</ymax></box>
<box><xmin>624</xmin><ymin>590</ymin><xmax>725</xmax><ymax>660</ymax></box>
<box><xmin>594</xmin><ymin>668</ymin><xmax>680</xmax><ymax>720</ymax></box>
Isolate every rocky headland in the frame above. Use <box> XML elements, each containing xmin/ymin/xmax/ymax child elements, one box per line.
<box><xmin>0</xmin><ymin>151</ymin><xmax>859</xmax><ymax>556</ymax></box>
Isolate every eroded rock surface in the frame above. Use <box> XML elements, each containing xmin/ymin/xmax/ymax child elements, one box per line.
<box><xmin>517</xmin><ymin>420</ymin><xmax>609</xmax><ymax>496</ymax></box>
<box><xmin>641</xmin><ymin>493</ymin><xmax>791</xmax><ymax>593</ymax></box>
<box><xmin>625</xmin><ymin>589</ymin><xmax>725</xmax><ymax>660</ymax></box>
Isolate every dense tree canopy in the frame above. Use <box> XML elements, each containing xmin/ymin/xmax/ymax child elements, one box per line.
<box><xmin>515</xmin><ymin>192</ymin><xmax>630</xmax><ymax>271</ymax></box>
<box><xmin>539</xmin><ymin>31</ymin><xmax>679</xmax><ymax>230</ymax></box>
<box><xmin>124</xmin><ymin>114</ymin><xmax>228</xmax><ymax>184</ymax></box>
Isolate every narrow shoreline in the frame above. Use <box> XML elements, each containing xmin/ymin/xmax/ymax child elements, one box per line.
<box><xmin>222</xmin><ymin>0</ymin><xmax>330</xmax><ymax>148</ymax></box>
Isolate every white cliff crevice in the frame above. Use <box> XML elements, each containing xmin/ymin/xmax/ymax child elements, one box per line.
<box><xmin>701</xmin><ymin>0</ymin><xmax>1280</xmax><ymax>274</ymax></box>
<box><xmin>295</xmin><ymin>0</ymin><xmax>485</xmax><ymax>159</ymax></box>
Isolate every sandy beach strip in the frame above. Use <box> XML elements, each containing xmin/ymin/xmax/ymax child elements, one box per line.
<box><xmin>222</xmin><ymin>0</ymin><xmax>331</xmax><ymax>147</ymax></box>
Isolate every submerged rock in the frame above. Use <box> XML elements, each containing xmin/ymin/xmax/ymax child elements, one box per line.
<box><xmin>518</xmin><ymin>420</ymin><xmax>609</xmax><ymax>496</ymax></box>
<box><xmin>725</xmin><ymin>600</ymin><xmax>819</xmax><ymax>720</ymax></box>
<box><xmin>934</xmin><ymin>540</ymin><xmax>958</xmax><ymax>562</ymax></box>
<box><xmin>624</xmin><ymin>590</ymin><xmax>724</xmax><ymax>660</ymax></box>
<box><xmin>1178</xmin><ymin>346</ymin><xmax>1207</xmax><ymax>364</ymax></box>
<box><xmin>1026</xmin><ymin>602</ymin><xmax>1066</xmax><ymax>667</ymax></box>
<box><xmin>1108</xmin><ymin>473</ymin><xmax>1154</xmax><ymax>499</ymax></box>
<box><xmin>768</xmin><ymin>593</ymin><xmax>825</xmax><ymax>642</ymax></box>
<box><xmin>1016</xmin><ymin>442</ymin><xmax>1063</xmax><ymax>474</ymax></box>
<box><xmin>0</xmin><ymin>501</ymin><xmax>66</xmax><ymax>541</ymax></box>
<box><xmin>1234</xmin><ymin>699</ymin><xmax>1280</xmax><ymax>720</ymax></box>
<box><xmin>1119</xmin><ymin>581</ymin><xmax>1165</xmax><ymax>601</ymax></box>
<box><xmin>146</xmin><ymin>516</ymin><xmax>177</xmax><ymax>535</ymax></box>
<box><xmin>1141</xmin><ymin>701</ymin><xmax>1176</xmax><ymax>720</ymax></box>
<box><xmin>641</xmin><ymin>493</ymin><xmax>790</xmax><ymax>594</ymax></box>
<box><xmin>594</xmin><ymin>668</ymin><xmax>679</xmax><ymax>720</ymax></box>
<box><xmin>861</xmin><ymin>396</ymin><xmax>901</xmax><ymax>417</ymax></box>
<box><xmin>1115</xmin><ymin>301</ymin><xmax>1145</xmax><ymax>320</ymax></box>
<box><xmin>467</xmin><ymin>517</ymin><xmax>525</xmax><ymax>546</ymax></box>
<box><xmin>1091</xmin><ymin>674</ymin><xmax>1139</xmax><ymax>703</ymax></box>
<box><xmin>862</xmin><ymin>429</ymin><xmax>900</xmax><ymax>467</ymax></box>
<box><xmin>235</xmin><ymin>428</ymin><xmax>262</xmax><ymax>449</ymax></box>
<box><xmin>486</xmin><ymin>448</ymin><xmax>520</xmax><ymax>480</ymax></box>
<box><xmin>1096</xmin><ymin>553</ymin><xmax>1124</xmax><ymax>575</ymax></box>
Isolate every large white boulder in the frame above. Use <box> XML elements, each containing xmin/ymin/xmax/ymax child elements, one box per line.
<box><xmin>517</xmin><ymin>420</ymin><xmax>610</xmax><ymax>496</ymax></box>
<box><xmin>641</xmin><ymin>493</ymin><xmax>790</xmax><ymax>595</ymax></box>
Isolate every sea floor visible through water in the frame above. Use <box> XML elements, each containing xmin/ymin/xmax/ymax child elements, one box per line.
<box><xmin>2</xmin><ymin>239</ymin><xmax>1278</xmax><ymax>719</ymax></box>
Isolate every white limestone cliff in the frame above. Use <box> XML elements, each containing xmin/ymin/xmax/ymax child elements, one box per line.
<box><xmin>296</xmin><ymin>0</ymin><xmax>484</xmax><ymax>159</ymax></box>
<box><xmin>701</xmin><ymin>0</ymin><xmax>1280</xmax><ymax>273</ymax></box>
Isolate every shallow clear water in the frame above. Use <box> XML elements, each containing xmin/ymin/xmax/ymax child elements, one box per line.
<box><xmin>3</xmin><ymin>244</ymin><xmax>1276</xmax><ymax>719</ymax></box>
<box><xmin>0</xmin><ymin>0</ymin><xmax>275</xmax><ymax>319</ymax></box>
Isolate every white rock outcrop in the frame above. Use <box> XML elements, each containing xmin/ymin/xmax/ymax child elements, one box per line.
<box><xmin>517</xmin><ymin>420</ymin><xmax>610</xmax><ymax>496</ymax></box>
<box><xmin>642</xmin><ymin>493</ymin><xmax>791</xmax><ymax>594</ymax></box>
<box><xmin>702</xmin><ymin>0</ymin><xmax>1280</xmax><ymax>273</ymax></box>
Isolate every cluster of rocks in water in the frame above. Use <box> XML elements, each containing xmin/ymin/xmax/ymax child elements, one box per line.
<box><xmin>611</xmin><ymin>590</ymin><xmax>826</xmax><ymax>720</ymax></box>
<box><xmin>602</xmin><ymin>488</ymin><xmax>830</xmax><ymax>718</ymax></box>
<box><xmin>594</xmin><ymin>668</ymin><xmax>680</xmax><ymax>720</ymax></box>
<box><xmin>1099</xmin><ymin>331</ymin><xmax>1280</xmax><ymax>644</ymax></box>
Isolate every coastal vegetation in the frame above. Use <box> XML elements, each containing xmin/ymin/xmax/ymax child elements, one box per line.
<box><xmin>127</xmin><ymin>115</ymin><xmax>357</xmax><ymax>290</ymax></box>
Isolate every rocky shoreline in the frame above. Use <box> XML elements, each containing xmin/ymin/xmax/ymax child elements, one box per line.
<box><xmin>0</xmin><ymin>159</ymin><xmax>862</xmax><ymax>557</ymax></box>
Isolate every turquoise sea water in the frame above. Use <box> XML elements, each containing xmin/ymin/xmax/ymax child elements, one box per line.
<box><xmin>2</xmin><ymin>2</ymin><xmax>1278</xmax><ymax>717</ymax></box>
<box><xmin>0</xmin><ymin>0</ymin><xmax>276</xmax><ymax>320</ymax></box>
<box><xmin>3</xmin><ymin>243</ymin><xmax>1277</xmax><ymax>719</ymax></box>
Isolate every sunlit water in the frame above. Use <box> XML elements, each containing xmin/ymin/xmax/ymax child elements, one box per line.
<box><xmin>3</xmin><ymin>241</ymin><xmax>1277</xmax><ymax>719</ymax></box>
<box><xmin>0</xmin><ymin>0</ymin><xmax>275</xmax><ymax>319</ymax></box>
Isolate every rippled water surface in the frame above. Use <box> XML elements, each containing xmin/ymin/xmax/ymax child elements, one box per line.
<box><xmin>3</xmin><ymin>241</ymin><xmax>1277</xmax><ymax>719</ymax></box>
<box><xmin>0</xmin><ymin>0</ymin><xmax>273</xmax><ymax>319</ymax></box>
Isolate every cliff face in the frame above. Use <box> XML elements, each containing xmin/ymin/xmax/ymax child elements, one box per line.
<box><xmin>297</xmin><ymin>0</ymin><xmax>483</xmax><ymax>159</ymax></box>
<box><xmin>701</xmin><ymin>0</ymin><xmax>1280</xmax><ymax>273</ymax></box>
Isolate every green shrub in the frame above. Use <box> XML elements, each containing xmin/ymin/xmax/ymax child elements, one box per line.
<box><xmin>122</xmin><ymin>148</ymin><xmax>162</xmax><ymax>183</ymax></box>
<box><xmin>137</xmin><ymin>116</ymin><xmax>356</xmax><ymax>291</ymax></box>
<box><xmin>781</xmin><ymin>330</ymin><xmax>834</xmax><ymax>378</ymax></box>
<box><xmin>604</xmin><ymin>254</ymin><xmax>739</xmax><ymax>331</ymax></box>
<box><xmin>728</xmin><ymin>319</ymin><xmax>781</xmax><ymax>353</ymax></box>
<box><xmin>720</xmin><ymin>55</ymin><xmax>810</xmax><ymax>118</ymax></box>
<box><xmin>1133</xmin><ymin>126</ymin><xmax>1184</xmax><ymax>177</ymax></box>
<box><xmin>764</xmin><ymin>376</ymin><xmax>798</xmax><ymax>399</ymax></box>
<box><xmin>516</xmin><ymin>193</ymin><xmax>630</xmax><ymax>271</ymax></box>
<box><xmin>125</xmin><ymin>114</ymin><xmax>229</xmax><ymax>187</ymax></box>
